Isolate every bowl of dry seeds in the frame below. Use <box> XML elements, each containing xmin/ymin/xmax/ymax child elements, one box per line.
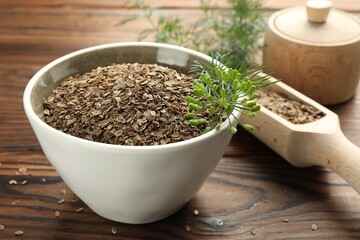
<box><xmin>23</xmin><ymin>42</ymin><xmax>239</xmax><ymax>224</ymax></box>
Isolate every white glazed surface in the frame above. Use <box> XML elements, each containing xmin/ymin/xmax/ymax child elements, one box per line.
<box><xmin>23</xmin><ymin>42</ymin><xmax>239</xmax><ymax>224</ymax></box>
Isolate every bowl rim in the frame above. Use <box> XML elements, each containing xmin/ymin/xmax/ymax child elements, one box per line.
<box><xmin>23</xmin><ymin>42</ymin><xmax>240</xmax><ymax>151</ymax></box>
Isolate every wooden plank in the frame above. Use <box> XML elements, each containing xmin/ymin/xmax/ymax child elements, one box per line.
<box><xmin>0</xmin><ymin>0</ymin><xmax>359</xmax><ymax>12</ymax></box>
<box><xmin>1</xmin><ymin>0</ymin><xmax>360</xmax><ymax>239</ymax></box>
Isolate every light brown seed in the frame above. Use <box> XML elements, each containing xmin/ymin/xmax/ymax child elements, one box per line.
<box><xmin>216</xmin><ymin>220</ymin><xmax>224</xmax><ymax>226</ymax></box>
<box><xmin>185</xmin><ymin>226</ymin><xmax>191</xmax><ymax>232</ymax></box>
<box><xmin>55</xmin><ymin>211</ymin><xmax>61</xmax><ymax>217</ymax></box>
<box><xmin>0</xmin><ymin>225</ymin><xmax>4</xmax><ymax>231</ymax></box>
<box><xmin>21</xmin><ymin>180</ymin><xmax>27</xmax><ymax>185</ymax></box>
<box><xmin>43</xmin><ymin>63</ymin><xmax>203</xmax><ymax>146</ymax></box>
<box><xmin>281</xmin><ymin>217</ymin><xmax>289</xmax><ymax>223</ymax></box>
<box><xmin>14</xmin><ymin>230</ymin><xmax>24</xmax><ymax>236</ymax></box>
<box><xmin>12</xmin><ymin>200</ymin><xmax>21</xmax><ymax>205</ymax></box>
<box><xmin>61</xmin><ymin>189</ymin><xmax>66</xmax><ymax>195</ymax></box>
<box><xmin>250</xmin><ymin>231</ymin><xmax>256</xmax><ymax>236</ymax></box>
<box><xmin>256</xmin><ymin>89</ymin><xmax>324</xmax><ymax>125</ymax></box>
<box><xmin>75</xmin><ymin>207</ymin><xmax>84</xmax><ymax>213</ymax></box>
<box><xmin>18</xmin><ymin>168</ymin><xmax>27</xmax><ymax>173</ymax></box>
<box><xmin>58</xmin><ymin>199</ymin><xmax>65</xmax><ymax>204</ymax></box>
<box><xmin>9</xmin><ymin>180</ymin><xmax>18</xmax><ymax>185</ymax></box>
<box><xmin>311</xmin><ymin>224</ymin><xmax>317</xmax><ymax>231</ymax></box>
<box><xmin>111</xmin><ymin>227</ymin><xmax>118</xmax><ymax>234</ymax></box>
<box><xmin>71</xmin><ymin>197</ymin><xmax>79</xmax><ymax>202</ymax></box>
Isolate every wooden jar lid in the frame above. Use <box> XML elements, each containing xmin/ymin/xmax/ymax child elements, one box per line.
<box><xmin>263</xmin><ymin>1</ymin><xmax>360</xmax><ymax>105</ymax></box>
<box><xmin>269</xmin><ymin>1</ymin><xmax>360</xmax><ymax>46</ymax></box>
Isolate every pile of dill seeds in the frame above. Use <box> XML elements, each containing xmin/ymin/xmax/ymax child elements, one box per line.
<box><xmin>256</xmin><ymin>89</ymin><xmax>325</xmax><ymax>124</ymax></box>
<box><xmin>43</xmin><ymin>63</ymin><xmax>206</xmax><ymax>146</ymax></box>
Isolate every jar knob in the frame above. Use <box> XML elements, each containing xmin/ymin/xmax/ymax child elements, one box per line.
<box><xmin>306</xmin><ymin>0</ymin><xmax>332</xmax><ymax>23</ymax></box>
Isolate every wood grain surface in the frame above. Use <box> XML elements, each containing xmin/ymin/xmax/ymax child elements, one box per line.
<box><xmin>1</xmin><ymin>0</ymin><xmax>360</xmax><ymax>239</ymax></box>
<box><xmin>263</xmin><ymin>7</ymin><xmax>360</xmax><ymax>105</ymax></box>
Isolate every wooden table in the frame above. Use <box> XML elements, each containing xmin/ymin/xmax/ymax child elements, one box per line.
<box><xmin>1</xmin><ymin>0</ymin><xmax>360</xmax><ymax>239</ymax></box>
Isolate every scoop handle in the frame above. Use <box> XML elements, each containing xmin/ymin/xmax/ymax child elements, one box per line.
<box><xmin>308</xmin><ymin>129</ymin><xmax>360</xmax><ymax>194</ymax></box>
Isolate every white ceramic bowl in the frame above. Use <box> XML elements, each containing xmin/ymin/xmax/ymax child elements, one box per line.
<box><xmin>23</xmin><ymin>42</ymin><xmax>239</xmax><ymax>224</ymax></box>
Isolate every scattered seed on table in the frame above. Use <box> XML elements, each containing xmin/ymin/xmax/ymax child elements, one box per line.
<box><xmin>18</xmin><ymin>168</ymin><xmax>27</xmax><ymax>173</ymax></box>
<box><xmin>216</xmin><ymin>220</ymin><xmax>224</xmax><ymax>226</ymax></box>
<box><xmin>14</xmin><ymin>230</ymin><xmax>24</xmax><ymax>236</ymax></box>
<box><xmin>21</xmin><ymin>180</ymin><xmax>27</xmax><ymax>185</ymax></box>
<box><xmin>58</xmin><ymin>199</ymin><xmax>65</xmax><ymax>204</ymax></box>
<box><xmin>185</xmin><ymin>226</ymin><xmax>191</xmax><ymax>232</ymax></box>
<box><xmin>61</xmin><ymin>189</ymin><xmax>66</xmax><ymax>195</ymax></box>
<box><xmin>12</xmin><ymin>200</ymin><xmax>21</xmax><ymax>205</ymax></box>
<box><xmin>311</xmin><ymin>224</ymin><xmax>317</xmax><ymax>231</ymax></box>
<box><xmin>9</xmin><ymin>180</ymin><xmax>18</xmax><ymax>185</ymax></box>
<box><xmin>41</xmin><ymin>178</ymin><xmax>46</xmax><ymax>183</ymax></box>
<box><xmin>111</xmin><ymin>227</ymin><xmax>118</xmax><ymax>234</ymax></box>
<box><xmin>75</xmin><ymin>207</ymin><xmax>84</xmax><ymax>213</ymax></box>
<box><xmin>55</xmin><ymin>211</ymin><xmax>61</xmax><ymax>217</ymax></box>
<box><xmin>282</xmin><ymin>217</ymin><xmax>289</xmax><ymax>223</ymax></box>
<box><xmin>193</xmin><ymin>210</ymin><xmax>199</xmax><ymax>216</ymax></box>
<box><xmin>250</xmin><ymin>231</ymin><xmax>256</xmax><ymax>236</ymax></box>
<box><xmin>71</xmin><ymin>197</ymin><xmax>78</xmax><ymax>202</ymax></box>
<box><xmin>0</xmin><ymin>225</ymin><xmax>4</xmax><ymax>231</ymax></box>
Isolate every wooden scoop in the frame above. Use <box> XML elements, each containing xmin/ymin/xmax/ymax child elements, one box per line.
<box><xmin>240</xmin><ymin>77</ymin><xmax>360</xmax><ymax>194</ymax></box>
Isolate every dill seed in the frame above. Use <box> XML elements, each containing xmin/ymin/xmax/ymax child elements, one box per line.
<box><xmin>281</xmin><ymin>217</ymin><xmax>289</xmax><ymax>223</ymax></box>
<box><xmin>18</xmin><ymin>168</ymin><xmax>27</xmax><ymax>173</ymax></box>
<box><xmin>71</xmin><ymin>197</ymin><xmax>78</xmax><ymax>202</ymax></box>
<box><xmin>14</xmin><ymin>230</ymin><xmax>24</xmax><ymax>236</ymax></box>
<box><xmin>43</xmin><ymin>63</ymin><xmax>205</xmax><ymax>146</ymax></box>
<box><xmin>75</xmin><ymin>207</ymin><xmax>84</xmax><ymax>213</ymax></box>
<box><xmin>0</xmin><ymin>225</ymin><xmax>4</xmax><ymax>231</ymax></box>
<box><xmin>55</xmin><ymin>211</ymin><xmax>61</xmax><ymax>217</ymax></box>
<box><xmin>41</xmin><ymin>178</ymin><xmax>46</xmax><ymax>182</ymax></box>
<box><xmin>311</xmin><ymin>224</ymin><xmax>317</xmax><ymax>231</ymax></box>
<box><xmin>185</xmin><ymin>226</ymin><xmax>191</xmax><ymax>232</ymax></box>
<box><xmin>21</xmin><ymin>180</ymin><xmax>27</xmax><ymax>185</ymax></box>
<box><xmin>256</xmin><ymin>89</ymin><xmax>324</xmax><ymax>124</ymax></box>
<box><xmin>12</xmin><ymin>200</ymin><xmax>20</xmax><ymax>205</ymax></box>
<box><xmin>9</xmin><ymin>180</ymin><xmax>18</xmax><ymax>185</ymax></box>
<box><xmin>216</xmin><ymin>220</ymin><xmax>224</xmax><ymax>226</ymax></box>
<box><xmin>111</xmin><ymin>227</ymin><xmax>118</xmax><ymax>234</ymax></box>
<box><xmin>61</xmin><ymin>189</ymin><xmax>66</xmax><ymax>195</ymax></box>
<box><xmin>58</xmin><ymin>199</ymin><xmax>65</xmax><ymax>204</ymax></box>
<box><xmin>193</xmin><ymin>210</ymin><xmax>199</xmax><ymax>216</ymax></box>
<box><xmin>250</xmin><ymin>231</ymin><xmax>256</xmax><ymax>236</ymax></box>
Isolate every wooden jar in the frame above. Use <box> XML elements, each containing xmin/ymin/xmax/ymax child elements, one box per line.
<box><xmin>263</xmin><ymin>0</ymin><xmax>360</xmax><ymax>105</ymax></box>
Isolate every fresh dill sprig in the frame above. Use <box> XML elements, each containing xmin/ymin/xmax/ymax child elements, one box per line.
<box><xmin>185</xmin><ymin>53</ymin><xmax>274</xmax><ymax>134</ymax></box>
<box><xmin>117</xmin><ymin>0</ymin><xmax>265</xmax><ymax>67</ymax></box>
